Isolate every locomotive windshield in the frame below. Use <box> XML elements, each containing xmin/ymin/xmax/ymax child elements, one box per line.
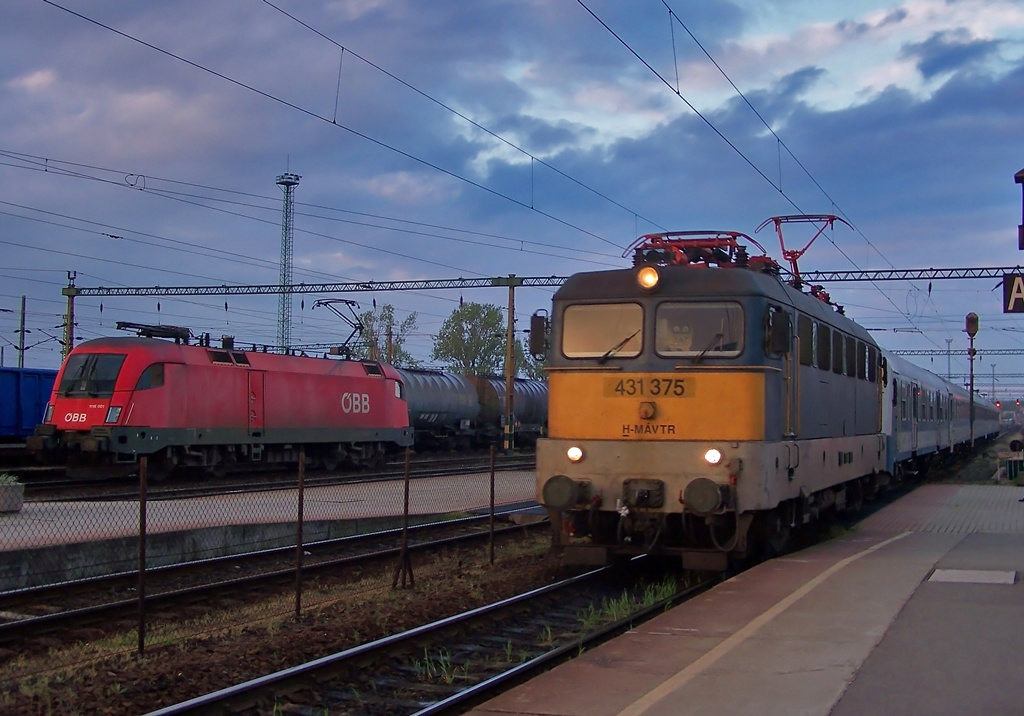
<box><xmin>562</xmin><ymin>303</ymin><xmax>643</xmax><ymax>359</ymax></box>
<box><xmin>58</xmin><ymin>353</ymin><xmax>127</xmax><ymax>397</ymax></box>
<box><xmin>655</xmin><ymin>302</ymin><xmax>743</xmax><ymax>358</ymax></box>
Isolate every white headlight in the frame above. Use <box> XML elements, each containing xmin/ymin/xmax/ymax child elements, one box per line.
<box><xmin>567</xmin><ymin>446</ymin><xmax>584</xmax><ymax>462</ymax></box>
<box><xmin>704</xmin><ymin>448</ymin><xmax>722</xmax><ymax>465</ymax></box>
<box><xmin>105</xmin><ymin>406</ymin><xmax>123</xmax><ymax>424</ymax></box>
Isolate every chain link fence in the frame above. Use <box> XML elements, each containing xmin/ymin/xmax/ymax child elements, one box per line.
<box><xmin>0</xmin><ymin>449</ymin><xmax>540</xmax><ymax>682</ymax></box>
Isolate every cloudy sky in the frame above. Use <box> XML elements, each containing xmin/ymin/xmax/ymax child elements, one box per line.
<box><xmin>3</xmin><ymin>0</ymin><xmax>1024</xmax><ymax>394</ymax></box>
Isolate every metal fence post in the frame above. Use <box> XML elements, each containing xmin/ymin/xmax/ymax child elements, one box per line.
<box><xmin>392</xmin><ymin>448</ymin><xmax>414</xmax><ymax>589</ymax></box>
<box><xmin>295</xmin><ymin>447</ymin><xmax>305</xmax><ymax>618</ymax></box>
<box><xmin>489</xmin><ymin>445</ymin><xmax>496</xmax><ymax>565</ymax></box>
<box><xmin>138</xmin><ymin>456</ymin><xmax>147</xmax><ymax>655</ymax></box>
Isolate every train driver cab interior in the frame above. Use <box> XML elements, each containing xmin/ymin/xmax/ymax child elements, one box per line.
<box><xmin>656</xmin><ymin>303</ymin><xmax>744</xmax><ymax>359</ymax></box>
<box><xmin>561</xmin><ymin>303</ymin><xmax>643</xmax><ymax>361</ymax></box>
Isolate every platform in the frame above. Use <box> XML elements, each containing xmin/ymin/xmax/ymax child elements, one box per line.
<box><xmin>468</xmin><ymin>483</ymin><xmax>1024</xmax><ymax>716</ymax></box>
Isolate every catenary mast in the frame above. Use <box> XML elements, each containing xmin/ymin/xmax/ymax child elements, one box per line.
<box><xmin>276</xmin><ymin>172</ymin><xmax>301</xmax><ymax>350</ymax></box>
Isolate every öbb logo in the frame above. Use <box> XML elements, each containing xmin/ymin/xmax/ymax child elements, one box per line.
<box><xmin>341</xmin><ymin>393</ymin><xmax>371</xmax><ymax>414</ymax></box>
<box><xmin>64</xmin><ymin>412</ymin><xmax>88</xmax><ymax>423</ymax></box>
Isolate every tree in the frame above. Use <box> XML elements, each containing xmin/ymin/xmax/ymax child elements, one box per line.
<box><xmin>351</xmin><ymin>303</ymin><xmax>420</xmax><ymax>368</ymax></box>
<box><xmin>432</xmin><ymin>302</ymin><xmax>505</xmax><ymax>375</ymax></box>
<box><xmin>432</xmin><ymin>302</ymin><xmax>546</xmax><ymax>379</ymax></box>
<box><xmin>518</xmin><ymin>335</ymin><xmax>547</xmax><ymax>381</ymax></box>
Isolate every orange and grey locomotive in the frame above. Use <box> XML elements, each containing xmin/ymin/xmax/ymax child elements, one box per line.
<box><xmin>530</xmin><ymin>221</ymin><xmax>996</xmax><ymax>570</ymax></box>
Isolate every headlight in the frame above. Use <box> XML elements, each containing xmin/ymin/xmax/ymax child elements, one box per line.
<box><xmin>704</xmin><ymin>448</ymin><xmax>722</xmax><ymax>465</ymax></box>
<box><xmin>635</xmin><ymin>265</ymin><xmax>659</xmax><ymax>290</ymax></box>
<box><xmin>43</xmin><ymin>404</ymin><xmax>53</xmax><ymax>422</ymax></box>
<box><xmin>567</xmin><ymin>446</ymin><xmax>583</xmax><ymax>462</ymax></box>
<box><xmin>105</xmin><ymin>406</ymin><xmax>123</xmax><ymax>424</ymax></box>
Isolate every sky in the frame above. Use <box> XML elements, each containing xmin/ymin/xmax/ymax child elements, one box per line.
<box><xmin>2</xmin><ymin>0</ymin><xmax>1024</xmax><ymax>396</ymax></box>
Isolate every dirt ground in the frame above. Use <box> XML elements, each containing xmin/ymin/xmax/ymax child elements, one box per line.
<box><xmin>1</xmin><ymin>534</ymin><xmax>563</xmax><ymax>716</ymax></box>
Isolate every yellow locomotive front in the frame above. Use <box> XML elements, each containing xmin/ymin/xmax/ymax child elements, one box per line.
<box><xmin>532</xmin><ymin>232</ymin><xmax>873</xmax><ymax>570</ymax></box>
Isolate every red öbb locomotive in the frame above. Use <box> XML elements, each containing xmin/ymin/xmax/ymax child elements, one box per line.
<box><xmin>29</xmin><ymin>329</ymin><xmax>413</xmax><ymax>479</ymax></box>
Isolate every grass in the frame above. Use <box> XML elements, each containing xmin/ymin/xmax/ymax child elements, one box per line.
<box><xmin>577</xmin><ymin>577</ymin><xmax>677</xmax><ymax>632</ymax></box>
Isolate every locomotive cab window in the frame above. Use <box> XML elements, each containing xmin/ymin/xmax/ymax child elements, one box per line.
<box><xmin>58</xmin><ymin>353</ymin><xmax>127</xmax><ymax>397</ymax></box>
<box><xmin>655</xmin><ymin>302</ymin><xmax>743</xmax><ymax>358</ymax></box>
<box><xmin>562</xmin><ymin>303</ymin><xmax>643</xmax><ymax>359</ymax></box>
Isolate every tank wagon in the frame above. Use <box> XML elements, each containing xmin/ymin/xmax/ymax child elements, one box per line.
<box><xmin>530</xmin><ymin>219</ymin><xmax>998</xmax><ymax>570</ymax></box>
<box><xmin>396</xmin><ymin>368</ymin><xmax>548</xmax><ymax>449</ymax></box>
<box><xmin>29</xmin><ymin>335</ymin><xmax>413</xmax><ymax>479</ymax></box>
<box><xmin>471</xmin><ymin>375</ymin><xmax>548</xmax><ymax>445</ymax></box>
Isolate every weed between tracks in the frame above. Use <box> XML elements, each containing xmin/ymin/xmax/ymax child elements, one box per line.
<box><xmin>0</xmin><ymin>533</ymin><xmax>560</xmax><ymax>716</ymax></box>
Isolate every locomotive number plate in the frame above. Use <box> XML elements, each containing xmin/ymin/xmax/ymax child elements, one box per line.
<box><xmin>604</xmin><ymin>377</ymin><xmax>692</xmax><ymax>398</ymax></box>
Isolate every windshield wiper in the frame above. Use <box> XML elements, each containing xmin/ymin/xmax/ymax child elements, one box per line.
<box><xmin>63</xmin><ymin>361</ymin><xmax>89</xmax><ymax>396</ymax></box>
<box><xmin>692</xmin><ymin>333</ymin><xmax>724</xmax><ymax>365</ymax></box>
<box><xmin>597</xmin><ymin>329</ymin><xmax>641</xmax><ymax>365</ymax></box>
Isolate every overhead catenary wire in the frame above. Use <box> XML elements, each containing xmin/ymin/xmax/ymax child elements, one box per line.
<box><xmin>658</xmin><ymin>2</ymin><xmax>960</xmax><ymax>349</ymax></box>
<box><xmin>40</xmin><ymin>0</ymin><xmax>635</xmax><ymax>252</ymax></box>
<box><xmin>575</xmin><ymin>0</ymin><xmax>944</xmax><ymax>350</ymax></box>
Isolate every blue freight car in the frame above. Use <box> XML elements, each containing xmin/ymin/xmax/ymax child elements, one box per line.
<box><xmin>0</xmin><ymin>366</ymin><xmax>58</xmax><ymax>443</ymax></box>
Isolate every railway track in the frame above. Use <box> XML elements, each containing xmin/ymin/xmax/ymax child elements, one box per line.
<box><xmin>144</xmin><ymin>562</ymin><xmax>717</xmax><ymax>716</ymax></box>
<box><xmin>0</xmin><ymin>510</ymin><xmax>546</xmax><ymax>660</ymax></box>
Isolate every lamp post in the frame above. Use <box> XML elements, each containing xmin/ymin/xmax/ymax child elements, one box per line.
<box><xmin>946</xmin><ymin>338</ymin><xmax>953</xmax><ymax>379</ymax></box>
<box><xmin>1016</xmin><ymin>167</ymin><xmax>1024</xmax><ymax>250</ymax></box>
<box><xmin>966</xmin><ymin>312</ymin><xmax>979</xmax><ymax>448</ymax></box>
<box><xmin>991</xmin><ymin>364</ymin><xmax>996</xmax><ymax>403</ymax></box>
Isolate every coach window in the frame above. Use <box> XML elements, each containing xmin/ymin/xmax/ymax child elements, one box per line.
<box><xmin>655</xmin><ymin>302</ymin><xmax>743</xmax><ymax>358</ymax></box>
<box><xmin>563</xmin><ymin>303</ymin><xmax>643</xmax><ymax>359</ymax></box>
<box><xmin>845</xmin><ymin>336</ymin><xmax>857</xmax><ymax>377</ymax></box>
<box><xmin>135</xmin><ymin>363</ymin><xmax>165</xmax><ymax>390</ymax></box>
<box><xmin>798</xmin><ymin>315</ymin><xmax>814</xmax><ymax>366</ymax></box>
<box><xmin>868</xmin><ymin>346</ymin><xmax>878</xmax><ymax>382</ymax></box>
<box><xmin>857</xmin><ymin>341</ymin><xmax>867</xmax><ymax>379</ymax></box>
<box><xmin>831</xmin><ymin>331</ymin><xmax>844</xmax><ymax>374</ymax></box>
<box><xmin>817</xmin><ymin>324</ymin><xmax>831</xmax><ymax>370</ymax></box>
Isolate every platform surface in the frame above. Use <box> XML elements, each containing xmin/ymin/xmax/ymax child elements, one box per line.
<box><xmin>468</xmin><ymin>483</ymin><xmax>1024</xmax><ymax>716</ymax></box>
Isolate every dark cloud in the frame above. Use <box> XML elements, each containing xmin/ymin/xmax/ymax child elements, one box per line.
<box><xmin>2</xmin><ymin>1</ymin><xmax>1024</xmax><ymax>370</ymax></box>
<box><xmin>901</xmin><ymin>30</ymin><xmax>1002</xmax><ymax>80</ymax></box>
